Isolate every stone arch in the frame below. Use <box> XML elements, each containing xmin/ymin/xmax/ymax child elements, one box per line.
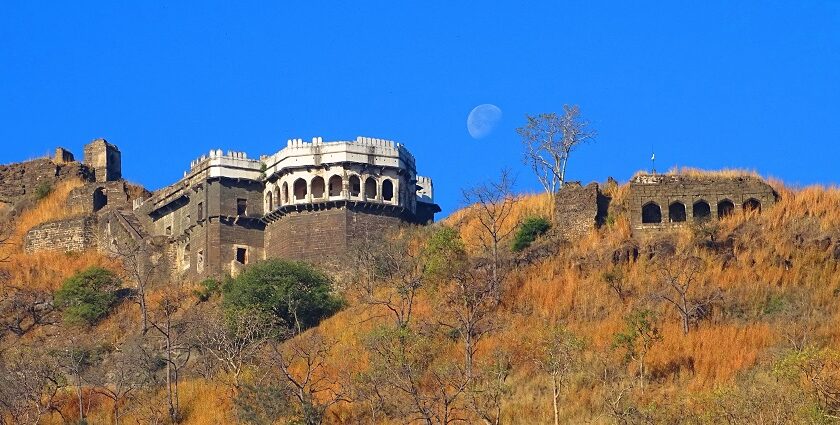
<box><xmin>364</xmin><ymin>177</ymin><xmax>377</xmax><ymax>199</ymax></box>
<box><xmin>282</xmin><ymin>182</ymin><xmax>289</xmax><ymax>204</ymax></box>
<box><xmin>669</xmin><ymin>201</ymin><xmax>686</xmax><ymax>222</ymax></box>
<box><xmin>293</xmin><ymin>178</ymin><xmax>307</xmax><ymax>201</ymax></box>
<box><xmin>718</xmin><ymin>199</ymin><xmax>735</xmax><ymax>219</ymax></box>
<box><xmin>183</xmin><ymin>242</ymin><xmax>191</xmax><ymax>270</ymax></box>
<box><xmin>349</xmin><ymin>175</ymin><xmax>361</xmax><ymax>197</ymax></box>
<box><xmin>382</xmin><ymin>179</ymin><xmax>394</xmax><ymax>202</ymax></box>
<box><xmin>265</xmin><ymin>191</ymin><xmax>273</xmax><ymax>212</ymax></box>
<box><xmin>311</xmin><ymin>176</ymin><xmax>325</xmax><ymax>199</ymax></box>
<box><xmin>693</xmin><ymin>200</ymin><xmax>711</xmax><ymax>221</ymax></box>
<box><xmin>743</xmin><ymin>198</ymin><xmax>761</xmax><ymax>214</ymax></box>
<box><xmin>641</xmin><ymin>202</ymin><xmax>662</xmax><ymax>224</ymax></box>
<box><xmin>93</xmin><ymin>187</ymin><xmax>107</xmax><ymax>212</ymax></box>
<box><xmin>275</xmin><ymin>186</ymin><xmax>281</xmax><ymax>206</ymax></box>
<box><xmin>328</xmin><ymin>175</ymin><xmax>343</xmax><ymax>197</ymax></box>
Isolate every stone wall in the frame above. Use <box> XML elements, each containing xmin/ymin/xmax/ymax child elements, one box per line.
<box><xmin>627</xmin><ymin>174</ymin><xmax>777</xmax><ymax>233</ymax></box>
<box><xmin>24</xmin><ymin>216</ymin><xmax>97</xmax><ymax>253</ymax></box>
<box><xmin>555</xmin><ymin>182</ymin><xmax>606</xmax><ymax>239</ymax></box>
<box><xmin>265</xmin><ymin>206</ymin><xmax>405</xmax><ymax>264</ymax></box>
<box><xmin>83</xmin><ymin>139</ymin><xmax>122</xmax><ymax>182</ymax></box>
<box><xmin>0</xmin><ymin>158</ymin><xmax>89</xmax><ymax>211</ymax></box>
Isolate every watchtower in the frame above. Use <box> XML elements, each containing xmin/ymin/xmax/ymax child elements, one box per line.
<box><xmin>83</xmin><ymin>139</ymin><xmax>122</xmax><ymax>182</ymax></box>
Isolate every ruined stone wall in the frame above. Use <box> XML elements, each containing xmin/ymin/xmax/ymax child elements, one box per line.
<box><xmin>24</xmin><ymin>216</ymin><xmax>97</xmax><ymax>253</ymax></box>
<box><xmin>67</xmin><ymin>181</ymin><xmax>150</xmax><ymax>214</ymax></box>
<box><xmin>555</xmin><ymin>182</ymin><xmax>605</xmax><ymax>239</ymax></box>
<box><xmin>627</xmin><ymin>174</ymin><xmax>777</xmax><ymax>233</ymax></box>
<box><xmin>0</xmin><ymin>158</ymin><xmax>90</xmax><ymax>211</ymax></box>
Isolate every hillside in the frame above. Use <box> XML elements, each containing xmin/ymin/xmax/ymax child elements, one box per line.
<box><xmin>2</xmin><ymin>174</ymin><xmax>840</xmax><ymax>424</ymax></box>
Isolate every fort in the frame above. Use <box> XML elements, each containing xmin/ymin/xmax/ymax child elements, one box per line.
<box><xmin>8</xmin><ymin>137</ymin><xmax>440</xmax><ymax>280</ymax></box>
<box><xmin>4</xmin><ymin>137</ymin><xmax>778</xmax><ymax>281</ymax></box>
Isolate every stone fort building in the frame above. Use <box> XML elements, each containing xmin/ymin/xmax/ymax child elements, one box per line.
<box><xmin>13</xmin><ymin>137</ymin><xmax>439</xmax><ymax>280</ymax></box>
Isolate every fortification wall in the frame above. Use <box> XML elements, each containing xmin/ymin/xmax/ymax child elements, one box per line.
<box><xmin>265</xmin><ymin>206</ymin><xmax>404</xmax><ymax>264</ymax></box>
<box><xmin>24</xmin><ymin>216</ymin><xmax>97</xmax><ymax>253</ymax></box>
<box><xmin>627</xmin><ymin>174</ymin><xmax>777</xmax><ymax>233</ymax></box>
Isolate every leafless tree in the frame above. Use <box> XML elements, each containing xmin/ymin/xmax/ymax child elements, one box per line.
<box><xmin>468</xmin><ymin>348</ymin><xmax>513</xmax><ymax>425</ymax></box>
<box><xmin>0</xmin><ymin>348</ymin><xmax>65</xmax><ymax>425</ymax></box>
<box><xmin>653</xmin><ymin>255</ymin><xmax>722</xmax><ymax>335</ymax></box>
<box><xmin>0</xmin><ymin>282</ymin><xmax>57</xmax><ymax>338</ymax></box>
<box><xmin>530</xmin><ymin>325</ymin><xmax>584</xmax><ymax>425</ymax></box>
<box><xmin>108</xmin><ymin>237</ymin><xmax>157</xmax><ymax>334</ymax></box>
<box><xmin>88</xmin><ymin>338</ymin><xmax>155</xmax><ymax>425</ymax></box>
<box><xmin>269</xmin><ymin>331</ymin><xmax>349</xmax><ymax>425</ymax></box>
<box><xmin>148</xmin><ymin>292</ymin><xmax>192</xmax><ymax>423</ymax></box>
<box><xmin>52</xmin><ymin>338</ymin><xmax>99</xmax><ymax>424</ymax></box>
<box><xmin>516</xmin><ymin>105</ymin><xmax>596</xmax><ymax>199</ymax></box>
<box><xmin>461</xmin><ymin>169</ymin><xmax>517</xmax><ymax>298</ymax></box>
<box><xmin>192</xmin><ymin>306</ymin><xmax>280</xmax><ymax>390</ymax></box>
<box><xmin>346</xmin><ymin>229</ymin><xmax>429</xmax><ymax>330</ymax></box>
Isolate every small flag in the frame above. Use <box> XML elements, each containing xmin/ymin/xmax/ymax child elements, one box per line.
<box><xmin>651</xmin><ymin>153</ymin><xmax>655</xmax><ymax>161</ymax></box>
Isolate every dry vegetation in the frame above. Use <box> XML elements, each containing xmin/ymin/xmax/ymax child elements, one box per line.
<box><xmin>3</xmin><ymin>175</ymin><xmax>840</xmax><ymax>424</ymax></box>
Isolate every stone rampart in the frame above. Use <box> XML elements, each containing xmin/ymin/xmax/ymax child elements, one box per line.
<box><xmin>24</xmin><ymin>216</ymin><xmax>97</xmax><ymax>253</ymax></box>
<box><xmin>555</xmin><ymin>182</ymin><xmax>606</xmax><ymax>238</ymax></box>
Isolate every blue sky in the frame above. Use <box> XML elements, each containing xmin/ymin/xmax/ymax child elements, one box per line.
<box><xmin>2</xmin><ymin>1</ymin><xmax>839</xmax><ymax>217</ymax></box>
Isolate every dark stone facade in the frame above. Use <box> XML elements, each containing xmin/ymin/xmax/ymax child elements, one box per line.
<box><xmin>0</xmin><ymin>158</ymin><xmax>89</xmax><ymax>213</ymax></box>
<box><xmin>265</xmin><ymin>205</ymin><xmax>405</xmax><ymax>264</ymax></box>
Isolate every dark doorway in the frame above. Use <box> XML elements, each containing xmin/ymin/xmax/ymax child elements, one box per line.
<box><xmin>693</xmin><ymin>200</ymin><xmax>711</xmax><ymax>221</ymax></box>
<box><xmin>743</xmin><ymin>198</ymin><xmax>761</xmax><ymax>214</ymax></box>
<box><xmin>93</xmin><ymin>187</ymin><xmax>107</xmax><ymax>212</ymax></box>
<box><xmin>642</xmin><ymin>202</ymin><xmax>662</xmax><ymax>224</ymax></box>
<box><xmin>669</xmin><ymin>202</ymin><xmax>686</xmax><ymax>222</ymax></box>
<box><xmin>718</xmin><ymin>199</ymin><xmax>735</xmax><ymax>219</ymax></box>
<box><xmin>236</xmin><ymin>247</ymin><xmax>247</xmax><ymax>264</ymax></box>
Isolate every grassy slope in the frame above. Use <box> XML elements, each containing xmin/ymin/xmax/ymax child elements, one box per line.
<box><xmin>5</xmin><ymin>175</ymin><xmax>840</xmax><ymax>423</ymax></box>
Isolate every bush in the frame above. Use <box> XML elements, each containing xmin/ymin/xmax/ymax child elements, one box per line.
<box><xmin>193</xmin><ymin>278</ymin><xmax>223</xmax><ymax>302</ymax></box>
<box><xmin>222</xmin><ymin>259</ymin><xmax>342</xmax><ymax>334</ymax></box>
<box><xmin>512</xmin><ymin>216</ymin><xmax>551</xmax><ymax>252</ymax></box>
<box><xmin>34</xmin><ymin>181</ymin><xmax>52</xmax><ymax>200</ymax></box>
<box><xmin>54</xmin><ymin>267</ymin><xmax>120</xmax><ymax>325</ymax></box>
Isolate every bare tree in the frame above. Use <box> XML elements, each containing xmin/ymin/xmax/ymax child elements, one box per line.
<box><xmin>148</xmin><ymin>292</ymin><xmax>192</xmax><ymax>423</ymax></box>
<box><xmin>654</xmin><ymin>255</ymin><xmax>722</xmax><ymax>335</ymax></box>
<box><xmin>108</xmin><ymin>237</ymin><xmax>157</xmax><ymax>334</ymax></box>
<box><xmin>531</xmin><ymin>325</ymin><xmax>584</xmax><ymax>425</ymax></box>
<box><xmin>516</xmin><ymin>105</ymin><xmax>596</xmax><ymax>198</ymax></box>
<box><xmin>88</xmin><ymin>338</ymin><xmax>154</xmax><ymax>425</ymax></box>
<box><xmin>193</xmin><ymin>306</ymin><xmax>280</xmax><ymax>390</ymax></box>
<box><xmin>0</xmin><ymin>348</ymin><xmax>65</xmax><ymax>425</ymax></box>
<box><xmin>346</xmin><ymin>229</ymin><xmax>429</xmax><ymax>330</ymax></box>
<box><xmin>270</xmin><ymin>331</ymin><xmax>349</xmax><ymax>425</ymax></box>
<box><xmin>461</xmin><ymin>169</ymin><xmax>517</xmax><ymax>298</ymax></box>
<box><xmin>468</xmin><ymin>348</ymin><xmax>513</xmax><ymax>425</ymax></box>
<box><xmin>0</xmin><ymin>282</ymin><xmax>57</xmax><ymax>338</ymax></box>
<box><xmin>612</xmin><ymin>309</ymin><xmax>662</xmax><ymax>390</ymax></box>
<box><xmin>52</xmin><ymin>339</ymin><xmax>99</xmax><ymax>424</ymax></box>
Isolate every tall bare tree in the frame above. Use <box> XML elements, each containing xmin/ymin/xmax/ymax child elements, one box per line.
<box><xmin>148</xmin><ymin>292</ymin><xmax>192</xmax><ymax>423</ymax></box>
<box><xmin>530</xmin><ymin>325</ymin><xmax>584</xmax><ymax>425</ymax></box>
<box><xmin>654</xmin><ymin>255</ymin><xmax>722</xmax><ymax>335</ymax></box>
<box><xmin>462</xmin><ymin>169</ymin><xmax>517</xmax><ymax>298</ymax></box>
<box><xmin>517</xmin><ymin>105</ymin><xmax>596</xmax><ymax>199</ymax></box>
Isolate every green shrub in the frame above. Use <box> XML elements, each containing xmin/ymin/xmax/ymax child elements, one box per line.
<box><xmin>34</xmin><ymin>181</ymin><xmax>52</xmax><ymax>200</ymax></box>
<box><xmin>55</xmin><ymin>267</ymin><xmax>120</xmax><ymax>325</ymax></box>
<box><xmin>222</xmin><ymin>259</ymin><xmax>342</xmax><ymax>334</ymax></box>
<box><xmin>512</xmin><ymin>216</ymin><xmax>551</xmax><ymax>252</ymax></box>
<box><xmin>193</xmin><ymin>278</ymin><xmax>223</xmax><ymax>302</ymax></box>
<box><xmin>423</xmin><ymin>226</ymin><xmax>467</xmax><ymax>281</ymax></box>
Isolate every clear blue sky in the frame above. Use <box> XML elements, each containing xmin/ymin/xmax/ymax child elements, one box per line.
<box><xmin>2</xmin><ymin>2</ymin><xmax>839</xmax><ymax>217</ymax></box>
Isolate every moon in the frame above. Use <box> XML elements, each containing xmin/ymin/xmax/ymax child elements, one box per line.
<box><xmin>467</xmin><ymin>104</ymin><xmax>502</xmax><ymax>139</ymax></box>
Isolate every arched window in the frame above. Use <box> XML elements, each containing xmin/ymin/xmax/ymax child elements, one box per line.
<box><xmin>349</xmin><ymin>175</ymin><xmax>361</xmax><ymax>197</ymax></box>
<box><xmin>718</xmin><ymin>199</ymin><xmax>735</xmax><ymax>219</ymax></box>
<box><xmin>382</xmin><ymin>179</ymin><xmax>394</xmax><ymax>202</ymax></box>
<box><xmin>93</xmin><ymin>187</ymin><xmax>107</xmax><ymax>212</ymax></box>
<box><xmin>293</xmin><ymin>178</ymin><xmax>307</xmax><ymax>201</ymax></box>
<box><xmin>641</xmin><ymin>202</ymin><xmax>662</xmax><ymax>224</ymax></box>
<box><xmin>669</xmin><ymin>202</ymin><xmax>686</xmax><ymax>222</ymax></box>
<box><xmin>265</xmin><ymin>191</ymin><xmax>273</xmax><ymax>212</ymax></box>
<box><xmin>282</xmin><ymin>182</ymin><xmax>289</xmax><ymax>204</ymax></box>
<box><xmin>275</xmin><ymin>186</ymin><xmax>281</xmax><ymax>206</ymax></box>
<box><xmin>364</xmin><ymin>177</ymin><xmax>377</xmax><ymax>199</ymax></box>
<box><xmin>743</xmin><ymin>198</ymin><xmax>761</xmax><ymax>214</ymax></box>
<box><xmin>328</xmin><ymin>175</ymin><xmax>343</xmax><ymax>197</ymax></box>
<box><xmin>311</xmin><ymin>176</ymin><xmax>325</xmax><ymax>199</ymax></box>
<box><xmin>693</xmin><ymin>200</ymin><xmax>711</xmax><ymax>221</ymax></box>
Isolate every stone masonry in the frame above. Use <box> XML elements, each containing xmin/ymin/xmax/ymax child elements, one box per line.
<box><xmin>24</xmin><ymin>216</ymin><xmax>98</xmax><ymax>253</ymax></box>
